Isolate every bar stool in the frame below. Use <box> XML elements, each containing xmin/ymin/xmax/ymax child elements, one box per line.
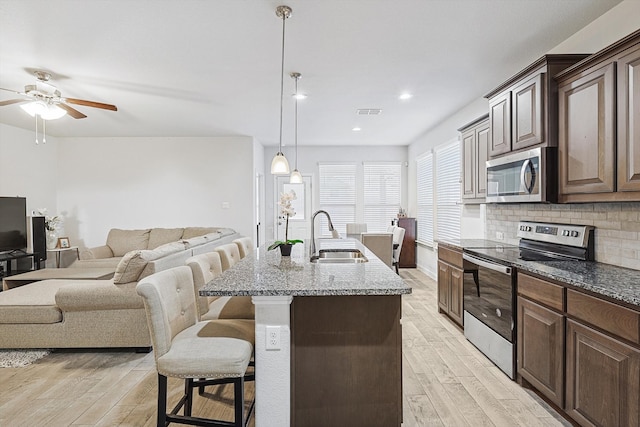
<box><xmin>186</xmin><ymin>251</ymin><xmax>254</xmax><ymax>321</ymax></box>
<box><xmin>233</xmin><ymin>237</ymin><xmax>254</xmax><ymax>259</ymax></box>
<box><xmin>136</xmin><ymin>266</ymin><xmax>255</xmax><ymax>427</ymax></box>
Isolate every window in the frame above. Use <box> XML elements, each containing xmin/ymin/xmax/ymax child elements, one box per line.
<box><xmin>363</xmin><ymin>163</ymin><xmax>401</xmax><ymax>232</ymax></box>
<box><xmin>416</xmin><ymin>138</ymin><xmax>461</xmax><ymax>245</ymax></box>
<box><xmin>416</xmin><ymin>153</ymin><xmax>434</xmax><ymax>245</ymax></box>
<box><xmin>318</xmin><ymin>163</ymin><xmax>356</xmax><ymax>235</ymax></box>
<box><xmin>435</xmin><ymin>140</ymin><xmax>461</xmax><ymax>241</ymax></box>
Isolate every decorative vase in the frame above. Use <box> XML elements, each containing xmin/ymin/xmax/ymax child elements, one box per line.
<box><xmin>279</xmin><ymin>244</ymin><xmax>293</xmax><ymax>257</ymax></box>
<box><xmin>46</xmin><ymin>230</ymin><xmax>59</xmax><ymax>249</ymax></box>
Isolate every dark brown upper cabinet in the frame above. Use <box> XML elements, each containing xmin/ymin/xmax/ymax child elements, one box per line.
<box><xmin>459</xmin><ymin>114</ymin><xmax>489</xmax><ymax>203</ymax></box>
<box><xmin>485</xmin><ymin>55</ymin><xmax>589</xmax><ymax>158</ymax></box>
<box><xmin>556</xmin><ymin>29</ymin><xmax>640</xmax><ymax>202</ymax></box>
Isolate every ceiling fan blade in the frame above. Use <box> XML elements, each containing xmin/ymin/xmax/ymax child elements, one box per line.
<box><xmin>0</xmin><ymin>87</ymin><xmax>24</xmax><ymax>95</ymax></box>
<box><xmin>58</xmin><ymin>103</ymin><xmax>88</xmax><ymax>119</ymax></box>
<box><xmin>65</xmin><ymin>97</ymin><xmax>117</xmax><ymax>111</ymax></box>
<box><xmin>0</xmin><ymin>98</ymin><xmax>27</xmax><ymax>106</ymax></box>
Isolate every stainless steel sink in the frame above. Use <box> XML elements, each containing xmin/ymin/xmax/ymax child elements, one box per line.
<box><xmin>310</xmin><ymin>249</ymin><xmax>368</xmax><ymax>264</ymax></box>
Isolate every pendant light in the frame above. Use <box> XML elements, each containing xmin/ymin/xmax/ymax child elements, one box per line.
<box><xmin>270</xmin><ymin>5</ymin><xmax>292</xmax><ymax>175</ymax></box>
<box><xmin>289</xmin><ymin>72</ymin><xmax>303</xmax><ymax>183</ymax></box>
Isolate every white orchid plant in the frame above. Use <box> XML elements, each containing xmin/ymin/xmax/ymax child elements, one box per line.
<box><xmin>268</xmin><ymin>190</ymin><xmax>303</xmax><ymax>251</ymax></box>
<box><xmin>36</xmin><ymin>208</ymin><xmax>62</xmax><ymax>232</ymax></box>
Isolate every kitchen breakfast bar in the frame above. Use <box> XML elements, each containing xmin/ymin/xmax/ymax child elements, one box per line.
<box><xmin>199</xmin><ymin>239</ymin><xmax>412</xmax><ymax>427</ymax></box>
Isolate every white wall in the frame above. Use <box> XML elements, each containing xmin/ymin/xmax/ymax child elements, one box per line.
<box><xmin>264</xmin><ymin>145</ymin><xmax>408</xmax><ymax>242</ymax></box>
<box><xmin>56</xmin><ymin>136</ymin><xmax>256</xmax><ymax>248</ymax></box>
<box><xmin>253</xmin><ymin>138</ymin><xmax>266</xmax><ymax>246</ymax></box>
<box><xmin>0</xmin><ymin>123</ymin><xmax>58</xmax><ymax>215</ymax></box>
<box><xmin>548</xmin><ymin>0</ymin><xmax>640</xmax><ymax>54</ymax></box>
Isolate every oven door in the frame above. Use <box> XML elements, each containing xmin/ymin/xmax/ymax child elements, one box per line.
<box><xmin>462</xmin><ymin>253</ymin><xmax>514</xmax><ymax>342</ymax></box>
<box><xmin>462</xmin><ymin>252</ymin><xmax>516</xmax><ymax>379</ymax></box>
<box><xmin>486</xmin><ymin>147</ymin><xmax>550</xmax><ymax>203</ymax></box>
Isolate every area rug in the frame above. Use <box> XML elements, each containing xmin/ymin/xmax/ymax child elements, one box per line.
<box><xmin>0</xmin><ymin>349</ymin><xmax>51</xmax><ymax>368</ymax></box>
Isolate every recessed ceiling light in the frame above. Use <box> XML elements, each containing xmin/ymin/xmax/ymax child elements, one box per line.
<box><xmin>352</xmin><ymin>127</ymin><xmax>361</xmax><ymax>132</ymax></box>
<box><xmin>293</xmin><ymin>93</ymin><xmax>307</xmax><ymax>100</ymax></box>
<box><xmin>399</xmin><ymin>93</ymin><xmax>413</xmax><ymax>100</ymax></box>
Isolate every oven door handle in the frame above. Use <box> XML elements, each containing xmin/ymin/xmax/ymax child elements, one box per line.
<box><xmin>463</xmin><ymin>253</ymin><xmax>512</xmax><ymax>275</ymax></box>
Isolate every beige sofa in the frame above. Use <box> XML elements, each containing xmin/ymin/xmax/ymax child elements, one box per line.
<box><xmin>73</xmin><ymin>227</ymin><xmax>238</xmax><ymax>269</ymax></box>
<box><xmin>0</xmin><ymin>227</ymin><xmax>241</xmax><ymax>350</ymax></box>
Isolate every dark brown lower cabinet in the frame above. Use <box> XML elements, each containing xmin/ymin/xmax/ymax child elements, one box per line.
<box><xmin>291</xmin><ymin>295</ymin><xmax>402</xmax><ymax>427</ymax></box>
<box><xmin>566</xmin><ymin>319</ymin><xmax>640</xmax><ymax>427</ymax></box>
<box><xmin>518</xmin><ymin>272</ymin><xmax>640</xmax><ymax>427</ymax></box>
<box><xmin>517</xmin><ymin>297</ymin><xmax>564</xmax><ymax>407</ymax></box>
<box><xmin>437</xmin><ymin>245</ymin><xmax>464</xmax><ymax>328</ymax></box>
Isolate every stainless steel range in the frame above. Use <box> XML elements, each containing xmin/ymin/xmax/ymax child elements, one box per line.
<box><xmin>461</xmin><ymin>221</ymin><xmax>595</xmax><ymax>379</ymax></box>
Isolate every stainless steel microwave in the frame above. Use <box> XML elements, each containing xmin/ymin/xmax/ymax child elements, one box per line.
<box><xmin>486</xmin><ymin>147</ymin><xmax>556</xmax><ymax>203</ymax></box>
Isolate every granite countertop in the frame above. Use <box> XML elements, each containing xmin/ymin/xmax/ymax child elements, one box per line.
<box><xmin>515</xmin><ymin>260</ymin><xmax>640</xmax><ymax>308</ymax></box>
<box><xmin>199</xmin><ymin>239</ymin><xmax>412</xmax><ymax>297</ymax></box>
<box><xmin>442</xmin><ymin>240</ymin><xmax>640</xmax><ymax>309</ymax></box>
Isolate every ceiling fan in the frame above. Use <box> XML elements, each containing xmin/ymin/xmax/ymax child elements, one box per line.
<box><xmin>0</xmin><ymin>70</ymin><xmax>117</xmax><ymax>119</ymax></box>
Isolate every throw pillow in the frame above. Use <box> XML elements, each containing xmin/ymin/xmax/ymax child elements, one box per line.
<box><xmin>113</xmin><ymin>250</ymin><xmax>149</xmax><ymax>284</ymax></box>
<box><xmin>113</xmin><ymin>242</ymin><xmax>186</xmax><ymax>284</ymax></box>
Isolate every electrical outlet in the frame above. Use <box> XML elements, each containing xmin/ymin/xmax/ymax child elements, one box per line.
<box><xmin>496</xmin><ymin>231</ymin><xmax>504</xmax><ymax>240</ymax></box>
<box><xmin>266</xmin><ymin>325</ymin><xmax>281</xmax><ymax>351</ymax></box>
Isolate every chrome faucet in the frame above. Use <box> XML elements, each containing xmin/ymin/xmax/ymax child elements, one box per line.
<box><xmin>310</xmin><ymin>210</ymin><xmax>337</xmax><ymax>258</ymax></box>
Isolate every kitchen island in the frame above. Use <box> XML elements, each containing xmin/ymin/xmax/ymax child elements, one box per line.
<box><xmin>200</xmin><ymin>239</ymin><xmax>411</xmax><ymax>427</ymax></box>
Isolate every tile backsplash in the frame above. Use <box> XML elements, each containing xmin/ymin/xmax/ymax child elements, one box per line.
<box><xmin>486</xmin><ymin>202</ymin><xmax>640</xmax><ymax>270</ymax></box>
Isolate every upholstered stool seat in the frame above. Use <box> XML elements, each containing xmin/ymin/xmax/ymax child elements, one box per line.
<box><xmin>156</xmin><ymin>319</ymin><xmax>254</xmax><ymax>378</ymax></box>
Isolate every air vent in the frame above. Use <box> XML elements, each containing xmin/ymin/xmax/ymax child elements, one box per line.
<box><xmin>356</xmin><ymin>108</ymin><xmax>382</xmax><ymax>115</ymax></box>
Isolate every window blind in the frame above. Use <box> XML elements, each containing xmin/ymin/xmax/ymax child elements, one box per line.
<box><xmin>416</xmin><ymin>153</ymin><xmax>434</xmax><ymax>245</ymax></box>
<box><xmin>318</xmin><ymin>163</ymin><xmax>356</xmax><ymax>235</ymax></box>
<box><xmin>435</xmin><ymin>140</ymin><xmax>461</xmax><ymax>241</ymax></box>
<box><xmin>363</xmin><ymin>162</ymin><xmax>401</xmax><ymax>232</ymax></box>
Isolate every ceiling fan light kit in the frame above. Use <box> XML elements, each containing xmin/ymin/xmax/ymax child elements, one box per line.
<box><xmin>271</xmin><ymin>5</ymin><xmax>292</xmax><ymax>175</ymax></box>
<box><xmin>20</xmin><ymin>101</ymin><xmax>66</xmax><ymax>120</ymax></box>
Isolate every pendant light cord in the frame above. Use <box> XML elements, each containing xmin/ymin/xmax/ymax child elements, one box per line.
<box><xmin>294</xmin><ymin>76</ymin><xmax>298</xmax><ymax>169</ymax></box>
<box><xmin>278</xmin><ymin>13</ymin><xmax>286</xmax><ymax>154</ymax></box>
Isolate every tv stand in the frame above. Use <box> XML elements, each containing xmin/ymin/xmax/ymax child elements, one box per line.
<box><xmin>6</xmin><ymin>249</ymin><xmax>27</xmax><ymax>255</ymax></box>
<box><xmin>0</xmin><ymin>251</ymin><xmax>39</xmax><ymax>278</ymax></box>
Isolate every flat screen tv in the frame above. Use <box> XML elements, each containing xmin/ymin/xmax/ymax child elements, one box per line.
<box><xmin>0</xmin><ymin>196</ymin><xmax>27</xmax><ymax>253</ymax></box>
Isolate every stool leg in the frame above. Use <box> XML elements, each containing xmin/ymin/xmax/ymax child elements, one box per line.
<box><xmin>234</xmin><ymin>377</ymin><xmax>244</xmax><ymax>427</ymax></box>
<box><xmin>184</xmin><ymin>378</ymin><xmax>193</xmax><ymax>416</ymax></box>
<box><xmin>157</xmin><ymin>374</ymin><xmax>168</xmax><ymax>427</ymax></box>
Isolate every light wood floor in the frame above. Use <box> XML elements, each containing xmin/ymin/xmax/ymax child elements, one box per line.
<box><xmin>0</xmin><ymin>269</ymin><xmax>570</xmax><ymax>426</ymax></box>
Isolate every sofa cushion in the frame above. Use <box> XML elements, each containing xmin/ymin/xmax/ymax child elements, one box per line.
<box><xmin>182</xmin><ymin>227</ymin><xmax>217</xmax><ymax>239</ymax></box>
<box><xmin>107</xmin><ymin>228</ymin><xmax>151</xmax><ymax>257</ymax></box>
<box><xmin>182</xmin><ymin>235</ymin><xmax>210</xmax><ymax>249</ymax></box>
<box><xmin>0</xmin><ymin>281</ymin><xmax>68</xmax><ymax>324</ymax></box>
<box><xmin>113</xmin><ymin>242</ymin><xmax>186</xmax><ymax>284</ymax></box>
<box><xmin>148</xmin><ymin>228</ymin><xmax>185</xmax><ymax>250</ymax></box>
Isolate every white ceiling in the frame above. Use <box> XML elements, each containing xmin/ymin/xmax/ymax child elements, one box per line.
<box><xmin>0</xmin><ymin>0</ymin><xmax>621</xmax><ymax>147</ymax></box>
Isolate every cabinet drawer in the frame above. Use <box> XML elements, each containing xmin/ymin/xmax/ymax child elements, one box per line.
<box><xmin>518</xmin><ymin>273</ymin><xmax>564</xmax><ymax>312</ymax></box>
<box><xmin>438</xmin><ymin>246</ymin><xmax>463</xmax><ymax>268</ymax></box>
<box><xmin>567</xmin><ymin>289</ymin><xmax>640</xmax><ymax>344</ymax></box>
